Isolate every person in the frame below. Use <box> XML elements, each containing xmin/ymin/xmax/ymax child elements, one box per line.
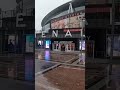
<box><xmin>61</xmin><ymin>44</ymin><xmax>65</xmax><ymax>51</ymax></box>
<box><xmin>8</xmin><ymin>39</ymin><xmax>14</xmax><ymax>53</ymax></box>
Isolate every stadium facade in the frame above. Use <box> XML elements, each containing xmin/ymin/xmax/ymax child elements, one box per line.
<box><xmin>36</xmin><ymin>0</ymin><xmax>120</xmax><ymax>59</ymax></box>
<box><xmin>36</xmin><ymin>0</ymin><xmax>85</xmax><ymax>52</ymax></box>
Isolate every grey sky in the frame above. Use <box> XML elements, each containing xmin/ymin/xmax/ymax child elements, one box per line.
<box><xmin>0</xmin><ymin>0</ymin><xmax>71</xmax><ymax>31</ymax></box>
<box><xmin>0</xmin><ymin>0</ymin><xmax>16</xmax><ymax>11</ymax></box>
<box><xmin>35</xmin><ymin>0</ymin><xmax>71</xmax><ymax>31</ymax></box>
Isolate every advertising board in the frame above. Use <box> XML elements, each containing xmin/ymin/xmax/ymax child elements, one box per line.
<box><xmin>51</xmin><ymin>11</ymin><xmax>85</xmax><ymax>29</ymax></box>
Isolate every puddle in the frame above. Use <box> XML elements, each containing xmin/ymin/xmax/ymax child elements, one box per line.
<box><xmin>35</xmin><ymin>60</ymin><xmax>56</xmax><ymax>73</ymax></box>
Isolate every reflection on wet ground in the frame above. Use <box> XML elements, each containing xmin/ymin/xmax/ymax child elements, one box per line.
<box><xmin>35</xmin><ymin>50</ymin><xmax>85</xmax><ymax>90</ymax></box>
<box><xmin>35</xmin><ymin>60</ymin><xmax>56</xmax><ymax>73</ymax></box>
<box><xmin>44</xmin><ymin>50</ymin><xmax>51</xmax><ymax>61</ymax></box>
<box><xmin>25</xmin><ymin>58</ymin><xmax>34</xmax><ymax>81</ymax></box>
<box><xmin>0</xmin><ymin>55</ymin><xmax>34</xmax><ymax>82</ymax></box>
<box><xmin>36</xmin><ymin>50</ymin><xmax>85</xmax><ymax>64</ymax></box>
<box><xmin>0</xmin><ymin>55</ymin><xmax>35</xmax><ymax>90</ymax></box>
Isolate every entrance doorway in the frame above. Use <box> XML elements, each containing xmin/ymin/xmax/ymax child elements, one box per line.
<box><xmin>53</xmin><ymin>43</ymin><xmax>59</xmax><ymax>51</ymax></box>
<box><xmin>86</xmin><ymin>40</ymin><xmax>95</xmax><ymax>58</ymax></box>
<box><xmin>66</xmin><ymin>43</ymin><xmax>75</xmax><ymax>51</ymax></box>
<box><xmin>52</xmin><ymin>41</ymin><xmax>75</xmax><ymax>51</ymax></box>
<box><xmin>61</xmin><ymin>44</ymin><xmax>65</xmax><ymax>51</ymax></box>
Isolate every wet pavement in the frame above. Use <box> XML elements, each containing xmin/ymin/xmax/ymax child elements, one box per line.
<box><xmin>35</xmin><ymin>49</ymin><xmax>85</xmax><ymax>90</ymax></box>
<box><xmin>86</xmin><ymin>58</ymin><xmax>120</xmax><ymax>90</ymax></box>
<box><xmin>108</xmin><ymin>65</ymin><xmax>120</xmax><ymax>90</ymax></box>
<box><xmin>0</xmin><ymin>77</ymin><xmax>34</xmax><ymax>90</ymax></box>
<box><xmin>35</xmin><ymin>65</ymin><xmax>85</xmax><ymax>90</ymax></box>
<box><xmin>35</xmin><ymin>59</ymin><xmax>56</xmax><ymax>73</ymax></box>
<box><xmin>36</xmin><ymin>50</ymin><xmax>85</xmax><ymax>64</ymax></box>
<box><xmin>35</xmin><ymin>49</ymin><xmax>120</xmax><ymax>90</ymax></box>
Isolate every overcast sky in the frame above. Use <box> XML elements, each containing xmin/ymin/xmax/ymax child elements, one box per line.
<box><xmin>0</xmin><ymin>0</ymin><xmax>71</xmax><ymax>31</ymax></box>
<box><xmin>0</xmin><ymin>0</ymin><xmax>16</xmax><ymax>11</ymax></box>
<box><xmin>35</xmin><ymin>0</ymin><xmax>71</xmax><ymax>31</ymax></box>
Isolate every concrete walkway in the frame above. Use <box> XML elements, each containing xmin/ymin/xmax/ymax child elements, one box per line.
<box><xmin>86</xmin><ymin>58</ymin><xmax>120</xmax><ymax>90</ymax></box>
<box><xmin>0</xmin><ymin>78</ymin><xmax>34</xmax><ymax>90</ymax></box>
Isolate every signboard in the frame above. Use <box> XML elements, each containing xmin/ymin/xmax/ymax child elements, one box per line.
<box><xmin>49</xmin><ymin>29</ymin><xmax>81</xmax><ymax>34</ymax></box>
<box><xmin>26</xmin><ymin>35</ymin><xmax>34</xmax><ymax>53</ymax></box>
<box><xmin>51</xmin><ymin>11</ymin><xmax>85</xmax><ymax>29</ymax></box>
<box><xmin>39</xmin><ymin>28</ymin><xmax>84</xmax><ymax>38</ymax></box>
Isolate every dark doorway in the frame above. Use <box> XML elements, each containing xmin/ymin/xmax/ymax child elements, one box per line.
<box><xmin>61</xmin><ymin>44</ymin><xmax>65</xmax><ymax>51</ymax></box>
<box><xmin>86</xmin><ymin>28</ymin><xmax>106</xmax><ymax>58</ymax></box>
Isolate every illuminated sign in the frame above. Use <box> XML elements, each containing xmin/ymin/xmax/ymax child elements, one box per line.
<box><xmin>45</xmin><ymin>40</ymin><xmax>50</xmax><ymax>49</ymax></box>
<box><xmin>26</xmin><ymin>35</ymin><xmax>34</xmax><ymax>53</ymax></box>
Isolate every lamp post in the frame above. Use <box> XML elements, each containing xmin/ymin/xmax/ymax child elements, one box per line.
<box><xmin>109</xmin><ymin>0</ymin><xmax>115</xmax><ymax>75</ymax></box>
<box><xmin>78</xmin><ymin>14</ymin><xmax>85</xmax><ymax>65</ymax></box>
<box><xmin>106</xmin><ymin>0</ymin><xmax>115</xmax><ymax>88</ymax></box>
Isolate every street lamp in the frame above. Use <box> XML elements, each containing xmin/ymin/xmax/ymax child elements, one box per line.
<box><xmin>78</xmin><ymin>14</ymin><xmax>85</xmax><ymax>65</ymax></box>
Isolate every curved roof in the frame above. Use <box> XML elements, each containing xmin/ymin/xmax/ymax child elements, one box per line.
<box><xmin>41</xmin><ymin>0</ymin><xmax>84</xmax><ymax>26</ymax></box>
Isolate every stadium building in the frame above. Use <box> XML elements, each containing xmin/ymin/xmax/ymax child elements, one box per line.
<box><xmin>36</xmin><ymin>0</ymin><xmax>85</xmax><ymax>52</ymax></box>
<box><xmin>36</xmin><ymin>0</ymin><xmax>120</xmax><ymax>59</ymax></box>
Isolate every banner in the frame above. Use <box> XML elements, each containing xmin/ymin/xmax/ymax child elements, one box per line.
<box><xmin>51</xmin><ymin>12</ymin><xmax>85</xmax><ymax>29</ymax></box>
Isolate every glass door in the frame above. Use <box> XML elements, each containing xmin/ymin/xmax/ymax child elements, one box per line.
<box><xmin>66</xmin><ymin>43</ymin><xmax>75</xmax><ymax>52</ymax></box>
<box><xmin>53</xmin><ymin>43</ymin><xmax>59</xmax><ymax>51</ymax></box>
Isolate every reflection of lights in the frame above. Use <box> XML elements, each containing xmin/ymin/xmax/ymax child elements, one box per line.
<box><xmin>25</xmin><ymin>57</ymin><xmax>34</xmax><ymax>81</ymax></box>
<box><xmin>45</xmin><ymin>51</ymin><xmax>50</xmax><ymax>61</ymax></box>
<box><xmin>79</xmin><ymin>40</ymin><xmax>85</xmax><ymax>50</ymax></box>
<box><xmin>79</xmin><ymin>52</ymin><xmax>85</xmax><ymax>65</ymax></box>
<box><xmin>38</xmin><ymin>54</ymin><xmax>43</xmax><ymax>60</ymax></box>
